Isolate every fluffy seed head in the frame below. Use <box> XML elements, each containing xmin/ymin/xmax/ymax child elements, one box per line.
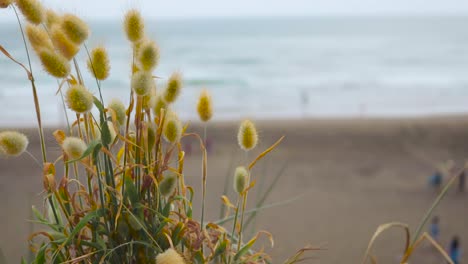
<box><xmin>65</xmin><ymin>85</ymin><xmax>94</xmax><ymax>113</ymax></box>
<box><xmin>62</xmin><ymin>137</ymin><xmax>87</xmax><ymax>160</ymax></box>
<box><xmin>0</xmin><ymin>131</ymin><xmax>28</xmax><ymax>157</ymax></box>
<box><xmin>237</xmin><ymin>119</ymin><xmax>258</xmax><ymax>151</ymax></box>
<box><xmin>156</xmin><ymin>248</ymin><xmax>185</xmax><ymax>264</ymax></box>
<box><xmin>131</xmin><ymin>71</ymin><xmax>154</xmax><ymax>96</ymax></box>
<box><xmin>163</xmin><ymin>72</ymin><xmax>182</xmax><ymax>103</ymax></box>
<box><xmin>159</xmin><ymin>173</ymin><xmax>177</xmax><ymax>197</ymax></box>
<box><xmin>234</xmin><ymin>166</ymin><xmax>249</xmax><ymax>194</ymax></box>
<box><xmin>124</xmin><ymin>9</ymin><xmax>144</xmax><ymax>43</ymax></box>
<box><xmin>107</xmin><ymin>99</ymin><xmax>126</xmax><ymax>126</ymax></box>
<box><xmin>197</xmin><ymin>89</ymin><xmax>213</xmax><ymax>122</ymax></box>
<box><xmin>87</xmin><ymin>46</ymin><xmax>110</xmax><ymax>80</ymax></box>
<box><xmin>45</xmin><ymin>9</ymin><xmax>59</xmax><ymax>28</ymax></box>
<box><xmin>163</xmin><ymin>113</ymin><xmax>182</xmax><ymax>144</ymax></box>
<box><xmin>151</xmin><ymin>94</ymin><xmax>167</xmax><ymax>117</ymax></box>
<box><xmin>38</xmin><ymin>49</ymin><xmax>70</xmax><ymax>78</ymax></box>
<box><xmin>137</xmin><ymin>39</ymin><xmax>159</xmax><ymax>71</ymax></box>
<box><xmin>50</xmin><ymin>26</ymin><xmax>79</xmax><ymax>60</ymax></box>
<box><xmin>15</xmin><ymin>0</ymin><xmax>44</xmax><ymax>24</ymax></box>
<box><xmin>0</xmin><ymin>0</ymin><xmax>12</xmax><ymax>8</ymax></box>
<box><xmin>25</xmin><ymin>23</ymin><xmax>53</xmax><ymax>54</ymax></box>
<box><xmin>61</xmin><ymin>13</ymin><xmax>89</xmax><ymax>44</ymax></box>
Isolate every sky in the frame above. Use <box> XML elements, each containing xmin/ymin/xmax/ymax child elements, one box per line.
<box><xmin>2</xmin><ymin>0</ymin><xmax>468</xmax><ymax>21</ymax></box>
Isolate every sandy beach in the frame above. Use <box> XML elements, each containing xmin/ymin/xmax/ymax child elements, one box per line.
<box><xmin>1</xmin><ymin>116</ymin><xmax>468</xmax><ymax>263</ymax></box>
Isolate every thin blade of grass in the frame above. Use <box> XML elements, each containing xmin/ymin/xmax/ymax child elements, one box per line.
<box><xmin>215</xmin><ymin>193</ymin><xmax>306</xmax><ymax>225</ymax></box>
<box><xmin>362</xmin><ymin>222</ymin><xmax>410</xmax><ymax>264</ymax></box>
<box><xmin>409</xmin><ymin>169</ymin><xmax>463</xmax><ymax>247</ymax></box>
<box><xmin>248</xmin><ymin>136</ymin><xmax>284</xmax><ymax>170</ymax></box>
<box><xmin>0</xmin><ymin>44</ymin><xmax>32</xmax><ymax>80</ymax></box>
<box><xmin>245</xmin><ymin>160</ymin><xmax>288</xmax><ymax>230</ymax></box>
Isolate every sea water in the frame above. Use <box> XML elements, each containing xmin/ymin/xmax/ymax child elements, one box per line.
<box><xmin>1</xmin><ymin>16</ymin><xmax>468</xmax><ymax>126</ymax></box>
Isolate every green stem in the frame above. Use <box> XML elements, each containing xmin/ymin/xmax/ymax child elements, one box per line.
<box><xmin>12</xmin><ymin>6</ymin><xmax>48</xmax><ymax>163</ymax></box>
<box><xmin>201</xmin><ymin>125</ymin><xmax>207</xmax><ymax>231</ymax></box>
<box><xmin>228</xmin><ymin>197</ymin><xmax>241</xmax><ymax>264</ymax></box>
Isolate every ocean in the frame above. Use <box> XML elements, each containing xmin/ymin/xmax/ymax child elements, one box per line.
<box><xmin>1</xmin><ymin>16</ymin><xmax>468</xmax><ymax>126</ymax></box>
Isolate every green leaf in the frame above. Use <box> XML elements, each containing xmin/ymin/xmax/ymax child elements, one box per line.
<box><xmin>32</xmin><ymin>206</ymin><xmax>46</xmax><ymax>222</ymax></box>
<box><xmin>124</xmin><ymin>175</ymin><xmax>139</xmax><ymax>205</ymax></box>
<box><xmin>66</xmin><ymin>140</ymin><xmax>101</xmax><ymax>163</ymax></box>
<box><xmin>33</xmin><ymin>243</ymin><xmax>47</xmax><ymax>264</ymax></box>
<box><xmin>193</xmin><ymin>250</ymin><xmax>205</xmax><ymax>264</ymax></box>
<box><xmin>62</xmin><ymin>209</ymin><xmax>105</xmax><ymax>246</ymax></box>
<box><xmin>93</xmin><ymin>96</ymin><xmax>105</xmax><ymax>112</ymax></box>
<box><xmin>100</xmin><ymin>120</ymin><xmax>112</xmax><ymax>146</ymax></box>
<box><xmin>66</xmin><ymin>140</ymin><xmax>102</xmax><ymax>163</ymax></box>
<box><xmin>213</xmin><ymin>239</ymin><xmax>228</xmax><ymax>259</ymax></box>
<box><xmin>234</xmin><ymin>236</ymin><xmax>258</xmax><ymax>261</ymax></box>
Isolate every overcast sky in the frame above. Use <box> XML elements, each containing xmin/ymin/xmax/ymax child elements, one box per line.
<box><xmin>3</xmin><ymin>0</ymin><xmax>468</xmax><ymax>21</ymax></box>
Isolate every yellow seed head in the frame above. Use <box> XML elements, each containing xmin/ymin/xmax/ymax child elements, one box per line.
<box><xmin>131</xmin><ymin>71</ymin><xmax>154</xmax><ymax>96</ymax></box>
<box><xmin>62</xmin><ymin>137</ymin><xmax>87</xmax><ymax>160</ymax></box>
<box><xmin>45</xmin><ymin>9</ymin><xmax>59</xmax><ymax>28</ymax></box>
<box><xmin>50</xmin><ymin>26</ymin><xmax>80</xmax><ymax>60</ymax></box>
<box><xmin>61</xmin><ymin>13</ymin><xmax>89</xmax><ymax>44</ymax></box>
<box><xmin>150</xmin><ymin>94</ymin><xmax>167</xmax><ymax>117</ymax></box>
<box><xmin>237</xmin><ymin>119</ymin><xmax>258</xmax><ymax>151</ymax></box>
<box><xmin>156</xmin><ymin>248</ymin><xmax>186</xmax><ymax>264</ymax></box>
<box><xmin>137</xmin><ymin>39</ymin><xmax>159</xmax><ymax>71</ymax></box>
<box><xmin>65</xmin><ymin>84</ymin><xmax>94</xmax><ymax>113</ymax></box>
<box><xmin>87</xmin><ymin>46</ymin><xmax>110</xmax><ymax>80</ymax></box>
<box><xmin>0</xmin><ymin>0</ymin><xmax>13</xmax><ymax>9</ymax></box>
<box><xmin>15</xmin><ymin>0</ymin><xmax>44</xmax><ymax>24</ymax></box>
<box><xmin>25</xmin><ymin>23</ymin><xmax>53</xmax><ymax>54</ymax></box>
<box><xmin>107</xmin><ymin>99</ymin><xmax>126</xmax><ymax>126</ymax></box>
<box><xmin>124</xmin><ymin>9</ymin><xmax>144</xmax><ymax>43</ymax></box>
<box><xmin>163</xmin><ymin>72</ymin><xmax>182</xmax><ymax>103</ymax></box>
<box><xmin>38</xmin><ymin>49</ymin><xmax>70</xmax><ymax>78</ymax></box>
<box><xmin>159</xmin><ymin>172</ymin><xmax>177</xmax><ymax>197</ymax></box>
<box><xmin>163</xmin><ymin>113</ymin><xmax>182</xmax><ymax>144</ymax></box>
<box><xmin>0</xmin><ymin>131</ymin><xmax>28</xmax><ymax>157</ymax></box>
<box><xmin>234</xmin><ymin>166</ymin><xmax>249</xmax><ymax>194</ymax></box>
<box><xmin>196</xmin><ymin>89</ymin><xmax>213</xmax><ymax>122</ymax></box>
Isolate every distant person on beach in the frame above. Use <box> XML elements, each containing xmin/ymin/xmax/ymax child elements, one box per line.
<box><xmin>429</xmin><ymin>170</ymin><xmax>443</xmax><ymax>191</ymax></box>
<box><xmin>458</xmin><ymin>162</ymin><xmax>466</xmax><ymax>193</ymax></box>
<box><xmin>300</xmin><ymin>89</ymin><xmax>308</xmax><ymax>117</ymax></box>
<box><xmin>429</xmin><ymin>216</ymin><xmax>440</xmax><ymax>242</ymax></box>
<box><xmin>449</xmin><ymin>236</ymin><xmax>461</xmax><ymax>264</ymax></box>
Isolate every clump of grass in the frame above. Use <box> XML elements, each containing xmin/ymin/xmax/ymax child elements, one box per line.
<box><xmin>1</xmin><ymin>5</ymin><xmax>312</xmax><ymax>264</ymax></box>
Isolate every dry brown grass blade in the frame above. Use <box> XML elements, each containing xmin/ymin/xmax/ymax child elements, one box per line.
<box><xmin>248</xmin><ymin>136</ymin><xmax>284</xmax><ymax>171</ymax></box>
<box><xmin>62</xmin><ymin>251</ymin><xmax>98</xmax><ymax>263</ymax></box>
<box><xmin>362</xmin><ymin>222</ymin><xmax>410</xmax><ymax>264</ymax></box>
<box><xmin>401</xmin><ymin>232</ymin><xmax>453</xmax><ymax>264</ymax></box>
<box><xmin>282</xmin><ymin>245</ymin><xmax>321</xmax><ymax>264</ymax></box>
<box><xmin>0</xmin><ymin>44</ymin><xmax>32</xmax><ymax>80</ymax></box>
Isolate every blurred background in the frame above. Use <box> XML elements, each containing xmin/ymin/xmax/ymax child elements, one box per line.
<box><xmin>1</xmin><ymin>0</ymin><xmax>468</xmax><ymax>263</ymax></box>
